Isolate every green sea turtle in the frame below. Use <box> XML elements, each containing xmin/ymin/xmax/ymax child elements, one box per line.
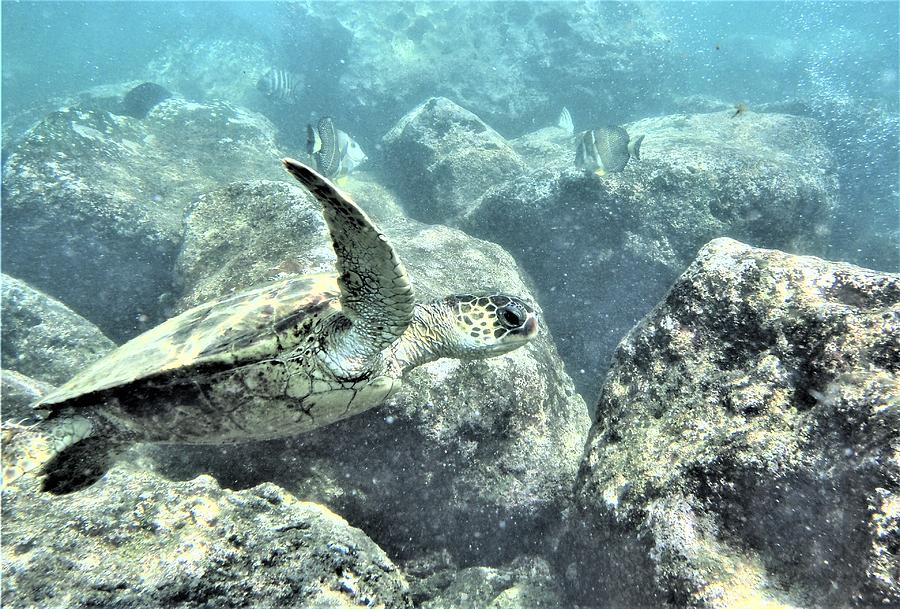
<box><xmin>2</xmin><ymin>159</ymin><xmax>539</xmax><ymax>493</ymax></box>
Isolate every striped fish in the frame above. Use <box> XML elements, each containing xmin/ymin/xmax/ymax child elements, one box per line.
<box><xmin>575</xmin><ymin>126</ymin><xmax>644</xmax><ymax>176</ymax></box>
<box><xmin>256</xmin><ymin>69</ymin><xmax>303</xmax><ymax>104</ymax></box>
<box><xmin>306</xmin><ymin>117</ymin><xmax>367</xmax><ymax>179</ymax></box>
<box><xmin>557</xmin><ymin>107</ymin><xmax>574</xmax><ymax>135</ymax></box>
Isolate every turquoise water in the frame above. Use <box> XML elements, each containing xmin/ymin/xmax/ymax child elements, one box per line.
<box><xmin>3</xmin><ymin>2</ymin><xmax>897</xmax><ymax>269</ymax></box>
<box><xmin>1</xmin><ymin>2</ymin><xmax>898</xmax><ymax>608</ymax></box>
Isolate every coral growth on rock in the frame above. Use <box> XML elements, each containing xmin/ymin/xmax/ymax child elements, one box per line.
<box><xmin>569</xmin><ymin>238</ymin><xmax>899</xmax><ymax>608</ymax></box>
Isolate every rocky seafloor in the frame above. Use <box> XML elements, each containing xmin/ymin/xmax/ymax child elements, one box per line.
<box><xmin>2</xmin><ymin>24</ymin><xmax>898</xmax><ymax>609</ymax></box>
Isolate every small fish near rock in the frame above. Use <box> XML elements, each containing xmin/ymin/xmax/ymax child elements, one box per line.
<box><xmin>307</xmin><ymin>116</ymin><xmax>368</xmax><ymax>180</ymax></box>
<box><xmin>557</xmin><ymin>106</ymin><xmax>575</xmax><ymax>135</ymax></box>
<box><xmin>256</xmin><ymin>68</ymin><xmax>304</xmax><ymax>104</ymax></box>
<box><xmin>575</xmin><ymin>125</ymin><xmax>645</xmax><ymax>176</ymax></box>
<box><xmin>120</xmin><ymin>82</ymin><xmax>171</xmax><ymax>119</ymax></box>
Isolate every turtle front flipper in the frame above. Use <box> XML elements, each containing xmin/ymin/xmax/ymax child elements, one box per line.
<box><xmin>283</xmin><ymin>159</ymin><xmax>415</xmax><ymax>367</ymax></box>
<box><xmin>2</xmin><ymin>415</ymin><xmax>92</xmax><ymax>487</ymax></box>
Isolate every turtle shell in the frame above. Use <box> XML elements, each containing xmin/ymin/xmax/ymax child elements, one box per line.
<box><xmin>39</xmin><ymin>273</ymin><xmax>342</xmax><ymax>409</ymax></box>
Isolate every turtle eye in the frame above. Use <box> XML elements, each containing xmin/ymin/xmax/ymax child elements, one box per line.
<box><xmin>498</xmin><ymin>305</ymin><xmax>524</xmax><ymax>329</ymax></box>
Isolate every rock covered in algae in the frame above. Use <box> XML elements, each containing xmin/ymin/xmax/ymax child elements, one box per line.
<box><xmin>173</xmin><ymin>180</ymin><xmax>335</xmax><ymax>310</ymax></box>
<box><xmin>153</xmin><ymin>179</ymin><xmax>590</xmax><ymax>564</ymax></box>
<box><xmin>1</xmin><ymin>274</ymin><xmax>115</xmax><ymax>385</ymax></box>
<box><xmin>1</xmin><ymin>98</ymin><xmax>285</xmax><ymax>342</ymax></box>
<box><xmin>2</xmin><ymin>469</ymin><xmax>412</xmax><ymax>609</ymax></box>
<box><xmin>409</xmin><ymin>554</ymin><xmax>569</xmax><ymax>609</ymax></box>
<box><xmin>466</xmin><ymin>111</ymin><xmax>839</xmax><ymax>399</ymax></box>
<box><xmin>382</xmin><ymin>97</ymin><xmax>526</xmax><ymax>224</ymax></box>
<box><xmin>1</xmin><ymin>369</ymin><xmax>53</xmax><ymax>423</ymax></box>
<box><xmin>566</xmin><ymin>238</ymin><xmax>899</xmax><ymax>608</ymax></box>
<box><xmin>280</xmin><ymin>2</ymin><xmax>673</xmax><ymax>139</ymax></box>
<box><xmin>147</xmin><ymin>38</ymin><xmax>270</xmax><ymax>108</ymax></box>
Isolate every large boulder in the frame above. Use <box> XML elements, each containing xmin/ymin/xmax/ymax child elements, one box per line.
<box><xmin>2</xmin><ymin>470</ymin><xmax>412</xmax><ymax>609</ymax></box>
<box><xmin>143</xmin><ymin>37</ymin><xmax>320</xmax><ymax>149</ymax></box>
<box><xmin>174</xmin><ymin>180</ymin><xmax>336</xmax><ymax>309</ymax></box>
<box><xmin>2</xmin><ymin>82</ymin><xmax>161</xmax><ymax>162</ymax></box>
<box><xmin>280</xmin><ymin>3</ymin><xmax>674</xmax><ymax>141</ymax></box>
<box><xmin>1</xmin><ymin>274</ymin><xmax>115</xmax><ymax>385</ymax></box>
<box><xmin>147</xmin><ymin>38</ymin><xmax>271</xmax><ymax>109</ymax></box>
<box><xmin>1</xmin><ymin>369</ymin><xmax>54</xmax><ymax>423</ymax></box>
<box><xmin>154</xmin><ymin>179</ymin><xmax>591</xmax><ymax>564</ymax></box>
<box><xmin>174</xmin><ymin>178</ymin><xmax>404</xmax><ymax>311</ymax></box>
<box><xmin>567</xmin><ymin>238</ymin><xmax>899</xmax><ymax>608</ymax></box>
<box><xmin>1</xmin><ymin>99</ymin><xmax>286</xmax><ymax>342</ymax></box>
<box><xmin>465</xmin><ymin>111</ymin><xmax>839</xmax><ymax>399</ymax></box>
<box><xmin>382</xmin><ymin>97</ymin><xmax>527</xmax><ymax>224</ymax></box>
<box><xmin>408</xmin><ymin>555</ymin><xmax>567</xmax><ymax>609</ymax></box>
<box><xmin>507</xmin><ymin>126</ymin><xmax>573</xmax><ymax>173</ymax></box>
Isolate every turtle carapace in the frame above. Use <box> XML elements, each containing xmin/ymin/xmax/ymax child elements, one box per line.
<box><xmin>2</xmin><ymin>159</ymin><xmax>539</xmax><ymax>494</ymax></box>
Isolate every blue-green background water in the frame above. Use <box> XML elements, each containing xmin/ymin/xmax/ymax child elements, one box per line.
<box><xmin>2</xmin><ymin>0</ymin><xmax>898</xmax><ymax>442</ymax></box>
<box><xmin>3</xmin><ymin>1</ymin><xmax>897</xmax><ymax>270</ymax></box>
<box><xmin>1</xmin><ymin>3</ymin><xmax>899</xmax><ymax>606</ymax></box>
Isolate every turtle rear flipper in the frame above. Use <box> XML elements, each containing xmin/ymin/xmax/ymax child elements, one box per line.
<box><xmin>2</xmin><ymin>415</ymin><xmax>92</xmax><ymax>487</ymax></box>
<box><xmin>41</xmin><ymin>433</ymin><xmax>128</xmax><ymax>494</ymax></box>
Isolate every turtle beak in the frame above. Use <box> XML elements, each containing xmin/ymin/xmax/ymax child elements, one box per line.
<box><xmin>521</xmin><ymin>315</ymin><xmax>538</xmax><ymax>338</ymax></box>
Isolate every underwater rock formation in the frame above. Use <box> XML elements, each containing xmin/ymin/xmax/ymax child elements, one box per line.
<box><xmin>759</xmin><ymin>97</ymin><xmax>899</xmax><ymax>272</ymax></box>
<box><xmin>1</xmin><ymin>274</ymin><xmax>115</xmax><ymax>385</ymax></box>
<box><xmin>147</xmin><ymin>38</ymin><xmax>270</xmax><ymax>109</ymax></box>
<box><xmin>567</xmin><ymin>238</ymin><xmax>899</xmax><ymax>608</ymax></box>
<box><xmin>1</xmin><ymin>369</ymin><xmax>53</xmax><ymax>423</ymax></box>
<box><xmin>382</xmin><ymin>97</ymin><xmax>526</xmax><ymax>224</ymax></box>
<box><xmin>2</xmin><ymin>81</ymin><xmax>155</xmax><ymax>161</ymax></box>
<box><xmin>145</xmin><ymin>37</ymin><xmax>317</xmax><ymax>148</ymax></box>
<box><xmin>154</xmin><ymin>179</ymin><xmax>591</xmax><ymax>564</ymax></box>
<box><xmin>409</xmin><ymin>555</ymin><xmax>567</xmax><ymax>609</ymax></box>
<box><xmin>818</xmin><ymin>101</ymin><xmax>898</xmax><ymax>271</ymax></box>
<box><xmin>2</xmin><ymin>470</ymin><xmax>412</xmax><ymax>609</ymax></box>
<box><xmin>174</xmin><ymin>180</ymin><xmax>336</xmax><ymax>309</ymax></box>
<box><xmin>1</xmin><ymin>99</ymin><xmax>285</xmax><ymax>342</ymax></box>
<box><xmin>281</xmin><ymin>2</ymin><xmax>674</xmax><ymax>141</ymax></box>
<box><xmin>507</xmin><ymin>126</ymin><xmax>576</xmax><ymax>173</ymax></box>
<box><xmin>466</xmin><ymin>111</ymin><xmax>838</xmax><ymax>399</ymax></box>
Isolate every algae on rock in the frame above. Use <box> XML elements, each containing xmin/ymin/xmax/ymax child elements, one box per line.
<box><xmin>568</xmin><ymin>238</ymin><xmax>899</xmax><ymax>608</ymax></box>
<box><xmin>2</xmin><ymin>470</ymin><xmax>413</xmax><ymax>609</ymax></box>
<box><xmin>2</xmin><ymin>99</ymin><xmax>286</xmax><ymax>342</ymax></box>
<box><xmin>1</xmin><ymin>274</ymin><xmax>115</xmax><ymax>385</ymax></box>
<box><xmin>382</xmin><ymin>97</ymin><xmax>527</xmax><ymax>225</ymax></box>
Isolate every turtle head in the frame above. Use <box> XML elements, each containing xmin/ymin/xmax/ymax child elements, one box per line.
<box><xmin>442</xmin><ymin>293</ymin><xmax>539</xmax><ymax>357</ymax></box>
<box><xmin>393</xmin><ymin>293</ymin><xmax>538</xmax><ymax>372</ymax></box>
